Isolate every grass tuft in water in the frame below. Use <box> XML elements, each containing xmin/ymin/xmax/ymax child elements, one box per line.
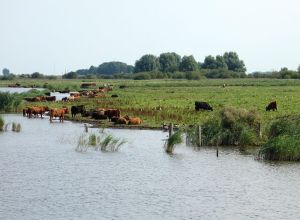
<box><xmin>0</xmin><ymin>115</ymin><xmax>4</xmax><ymax>132</ymax></box>
<box><xmin>165</xmin><ymin>130</ymin><xmax>183</xmax><ymax>154</ymax></box>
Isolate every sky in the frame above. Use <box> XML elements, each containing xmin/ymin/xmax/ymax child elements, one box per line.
<box><xmin>0</xmin><ymin>0</ymin><xmax>299</xmax><ymax>74</ymax></box>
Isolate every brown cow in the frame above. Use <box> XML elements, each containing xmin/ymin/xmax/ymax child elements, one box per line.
<box><xmin>49</xmin><ymin>107</ymin><xmax>69</xmax><ymax>123</ymax></box>
<box><xmin>45</xmin><ymin>96</ymin><xmax>56</xmax><ymax>101</ymax></box>
<box><xmin>27</xmin><ymin>106</ymin><xmax>49</xmax><ymax>118</ymax></box>
<box><xmin>115</xmin><ymin>117</ymin><xmax>128</xmax><ymax>125</ymax></box>
<box><xmin>124</xmin><ymin>115</ymin><xmax>142</xmax><ymax>125</ymax></box>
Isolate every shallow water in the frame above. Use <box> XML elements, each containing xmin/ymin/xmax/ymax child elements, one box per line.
<box><xmin>0</xmin><ymin>115</ymin><xmax>300</xmax><ymax>220</ymax></box>
<box><xmin>0</xmin><ymin>87</ymin><xmax>70</xmax><ymax>101</ymax></box>
<box><xmin>0</xmin><ymin>87</ymin><xmax>44</xmax><ymax>93</ymax></box>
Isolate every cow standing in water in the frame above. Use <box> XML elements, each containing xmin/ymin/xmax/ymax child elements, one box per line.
<box><xmin>49</xmin><ymin>107</ymin><xmax>69</xmax><ymax>123</ymax></box>
<box><xmin>266</xmin><ymin>101</ymin><xmax>277</xmax><ymax>111</ymax></box>
<box><xmin>195</xmin><ymin>101</ymin><xmax>213</xmax><ymax>111</ymax></box>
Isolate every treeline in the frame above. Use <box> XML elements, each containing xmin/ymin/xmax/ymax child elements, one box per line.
<box><xmin>62</xmin><ymin>51</ymin><xmax>247</xmax><ymax>79</ymax></box>
<box><xmin>249</xmin><ymin>67</ymin><xmax>300</xmax><ymax>79</ymax></box>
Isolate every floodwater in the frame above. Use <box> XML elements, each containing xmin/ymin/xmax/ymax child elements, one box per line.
<box><xmin>0</xmin><ymin>87</ymin><xmax>44</xmax><ymax>93</ymax></box>
<box><xmin>1</xmin><ymin>115</ymin><xmax>300</xmax><ymax>220</ymax></box>
<box><xmin>0</xmin><ymin>87</ymin><xmax>70</xmax><ymax>101</ymax></box>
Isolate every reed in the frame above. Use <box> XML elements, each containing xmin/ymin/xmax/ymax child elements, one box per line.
<box><xmin>165</xmin><ymin>130</ymin><xmax>183</xmax><ymax>154</ymax></box>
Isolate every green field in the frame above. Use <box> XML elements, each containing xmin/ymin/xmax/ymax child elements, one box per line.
<box><xmin>1</xmin><ymin>78</ymin><xmax>299</xmax><ymax>128</ymax></box>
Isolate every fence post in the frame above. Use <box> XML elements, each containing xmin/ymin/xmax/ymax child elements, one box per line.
<box><xmin>84</xmin><ymin>124</ymin><xmax>88</xmax><ymax>133</ymax></box>
<box><xmin>169</xmin><ymin>123</ymin><xmax>173</xmax><ymax>137</ymax></box>
<box><xmin>198</xmin><ymin>125</ymin><xmax>202</xmax><ymax>147</ymax></box>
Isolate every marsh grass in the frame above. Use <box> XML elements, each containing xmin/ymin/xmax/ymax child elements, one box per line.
<box><xmin>12</xmin><ymin>122</ymin><xmax>21</xmax><ymax>132</ymax></box>
<box><xmin>76</xmin><ymin>130</ymin><xmax>126</xmax><ymax>152</ymax></box>
<box><xmin>165</xmin><ymin>130</ymin><xmax>183</xmax><ymax>153</ymax></box>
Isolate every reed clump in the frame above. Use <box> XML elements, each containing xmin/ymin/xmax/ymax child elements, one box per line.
<box><xmin>12</xmin><ymin>122</ymin><xmax>21</xmax><ymax>132</ymax></box>
<box><xmin>165</xmin><ymin>130</ymin><xmax>183</xmax><ymax>153</ymax></box>
<box><xmin>259</xmin><ymin>115</ymin><xmax>300</xmax><ymax>161</ymax></box>
<box><xmin>76</xmin><ymin>130</ymin><xmax>126</xmax><ymax>152</ymax></box>
<box><xmin>187</xmin><ymin>107</ymin><xmax>262</xmax><ymax>147</ymax></box>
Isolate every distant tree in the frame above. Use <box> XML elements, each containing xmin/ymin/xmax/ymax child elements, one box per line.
<box><xmin>179</xmin><ymin>55</ymin><xmax>198</xmax><ymax>72</ymax></box>
<box><xmin>2</xmin><ymin>68</ymin><xmax>10</xmax><ymax>76</ymax></box>
<box><xmin>223</xmin><ymin>52</ymin><xmax>246</xmax><ymax>72</ymax></box>
<box><xmin>134</xmin><ymin>54</ymin><xmax>160</xmax><ymax>73</ymax></box>
<box><xmin>89</xmin><ymin>66</ymin><xmax>97</xmax><ymax>75</ymax></box>
<box><xmin>62</xmin><ymin>71</ymin><xmax>78</xmax><ymax>79</ymax></box>
<box><xmin>97</xmin><ymin>61</ymin><xmax>133</xmax><ymax>75</ymax></box>
<box><xmin>202</xmin><ymin>55</ymin><xmax>217</xmax><ymax>69</ymax></box>
<box><xmin>31</xmin><ymin>72</ymin><xmax>44</xmax><ymax>78</ymax></box>
<box><xmin>215</xmin><ymin>55</ymin><xmax>228</xmax><ymax>69</ymax></box>
<box><xmin>159</xmin><ymin>52</ymin><xmax>181</xmax><ymax>73</ymax></box>
<box><xmin>297</xmin><ymin>65</ymin><xmax>300</xmax><ymax>73</ymax></box>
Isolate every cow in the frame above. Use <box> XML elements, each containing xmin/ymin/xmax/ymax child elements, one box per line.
<box><xmin>24</xmin><ymin>97</ymin><xmax>37</xmax><ymax>102</ymax></box>
<box><xmin>104</xmin><ymin>109</ymin><xmax>121</xmax><ymax>121</ymax></box>
<box><xmin>45</xmin><ymin>96</ymin><xmax>56</xmax><ymax>101</ymax></box>
<box><xmin>23</xmin><ymin>108</ymin><xmax>29</xmax><ymax>117</ymax></box>
<box><xmin>111</xmin><ymin>94</ymin><xmax>118</xmax><ymax>98</ymax></box>
<box><xmin>195</xmin><ymin>101</ymin><xmax>213</xmax><ymax>111</ymax></box>
<box><xmin>67</xmin><ymin>96</ymin><xmax>80</xmax><ymax>101</ymax></box>
<box><xmin>71</xmin><ymin>105</ymin><xmax>86</xmax><ymax>118</ymax></box>
<box><xmin>115</xmin><ymin>117</ymin><xmax>128</xmax><ymax>125</ymax></box>
<box><xmin>266</xmin><ymin>101</ymin><xmax>277</xmax><ymax>111</ymax></box>
<box><xmin>62</xmin><ymin>97</ymin><xmax>69</xmax><ymax>102</ymax></box>
<box><xmin>27</xmin><ymin>106</ymin><xmax>50</xmax><ymax>118</ymax></box>
<box><xmin>124</xmin><ymin>115</ymin><xmax>142</xmax><ymax>125</ymax></box>
<box><xmin>49</xmin><ymin>107</ymin><xmax>69</xmax><ymax>123</ymax></box>
<box><xmin>91</xmin><ymin>111</ymin><xmax>108</xmax><ymax>120</ymax></box>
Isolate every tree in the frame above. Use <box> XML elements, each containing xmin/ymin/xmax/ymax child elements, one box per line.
<box><xmin>31</xmin><ymin>72</ymin><xmax>44</xmax><ymax>78</ymax></box>
<box><xmin>179</xmin><ymin>55</ymin><xmax>198</xmax><ymax>72</ymax></box>
<box><xmin>134</xmin><ymin>54</ymin><xmax>160</xmax><ymax>73</ymax></box>
<box><xmin>62</xmin><ymin>71</ymin><xmax>78</xmax><ymax>79</ymax></box>
<box><xmin>202</xmin><ymin>55</ymin><xmax>217</xmax><ymax>69</ymax></box>
<box><xmin>215</xmin><ymin>55</ymin><xmax>228</xmax><ymax>69</ymax></box>
<box><xmin>297</xmin><ymin>65</ymin><xmax>300</xmax><ymax>73</ymax></box>
<box><xmin>97</xmin><ymin>61</ymin><xmax>133</xmax><ymax>75</ymax></box>
<box><xmin>2</xmin><ymin>68</ymin><xmax>10</xmax><ymax>76</ymax></box>
<box><xmin>159</xmin><ymin>52</ymin><xmax>181</xmax><ymax>73</ymax></box>
<box><xmin>223</xmin><ymin>52</ymin><xmax>246</xmax><ymax>72</ymax></box>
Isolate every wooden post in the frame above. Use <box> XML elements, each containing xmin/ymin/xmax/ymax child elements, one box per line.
<box><xmin>169</xmin><ymin>123</ymin><xmax>173</xmax><ymax>137</ymax></box>
<box><xmin>216</xmin><ymin>147</ymin><xmax>219</xmax><ymax>157</ymax></box>
<box><xmin>198</xmin><ymin>125</ymin><xmax>202</xmax><ymax>147</ymax></box>
<box><xmin>258</xmin><ymin>123</ymin><xmax>262</xmax><ymax>138</ymax></box>
<box><xmin>84</xmin><ymin>124</ymin><xmax>88</xmax><ymax>133</ymax></box>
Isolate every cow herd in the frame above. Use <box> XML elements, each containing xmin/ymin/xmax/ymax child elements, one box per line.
<box><xmin>194</xmin><ymin>101</ymin><xmax>277</xmax><ymax>112</ymax></box>
<box><xmin>23</xmin><ymin>105</ymin><xmax>143</xmax><ymax>125</ymax></box>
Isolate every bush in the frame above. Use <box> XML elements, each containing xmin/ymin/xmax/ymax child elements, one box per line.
<box><xmin>200</xmin><ymin>107</ymin><xmax>261</xmax><ymax>146</ymax></box>
<box><xmin>259</xmin><ymin>115</ymin><xmax>300</xmax><ymax>161</ymax></box>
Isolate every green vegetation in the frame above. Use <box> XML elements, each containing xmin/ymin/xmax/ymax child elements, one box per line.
<box><xmin>76</xmin><ymin>130</ymin><xmax>126</xmax><ymax>152</ymax></box>
<box><xmin>12</xmin><ymin>122</ymin><xmax>21</xmax><ymax>132</ymax></box>
<box><xmin>165</xmin><ymin>130</ymin><xmax>183</xmax><ymax>154</ymax></box>
<box><xmin>259</xmin><ymin>115</ymin><xmax>300</xmax><ymax>161</ymax></box>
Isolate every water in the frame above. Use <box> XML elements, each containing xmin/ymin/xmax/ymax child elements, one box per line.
<box><xmin>0</xmin><ymin>87</ymin><xmax>44</xmax><ymax>93</ymax></box>
<box><xmin>0</xmin><ymin>87</ymin><xmax>70</xmax><ymax>101</ymax></box>
<box><xmin>1</xmin><ymin>115</ymin><xmax>300</xmax><ymax>220</ymax></box>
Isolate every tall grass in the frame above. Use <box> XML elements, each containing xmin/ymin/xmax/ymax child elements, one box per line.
<box><xmin>165</xmin><ymin>130</ymin><xmax>183</xmax><ymax>153</ymax></box>
<box><xmin>76</xmin><ymin>130</ymin><xmax>126</xmax><ymax>152</ymax></box>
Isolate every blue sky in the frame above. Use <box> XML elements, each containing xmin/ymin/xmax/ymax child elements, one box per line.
<box><xmin>0</xmin><ymin>0</ymin><xmax>299</xmax><ymax>74</ymax></box>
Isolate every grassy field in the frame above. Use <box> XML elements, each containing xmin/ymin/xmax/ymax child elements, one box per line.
<box><xmin>1</xmin><ymin>78</ymin><xmax>300</xmax><ymax>128</ymax></box>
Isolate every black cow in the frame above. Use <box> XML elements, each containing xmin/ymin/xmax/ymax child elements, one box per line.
<box><xmin>91</xmin><ymin>111</ymin><xmax>108</xmax><ymax>120</ymax></box>
<box><xmin>45</xmin><ymin>96</ymin><xmax>56</xmax><ymax>101</ymax></box>
<box><xmin>111</xmin><ymin>94</ymin><xmax>118</xmax><ymax>98</ymax></box>
<box><xmin>266</xmin><ymin>101</ymin><xmax>277</xmax><ymax>111</ymax></box>
<box><xmin>71</xmin><ymin>105</ymin><xmax>86</xmax><ymax>118</ymax></box>
<box><xmin>195</xmin><ymin>101</ymin><xmax>213</xmax><ymax>111</ymax></box>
